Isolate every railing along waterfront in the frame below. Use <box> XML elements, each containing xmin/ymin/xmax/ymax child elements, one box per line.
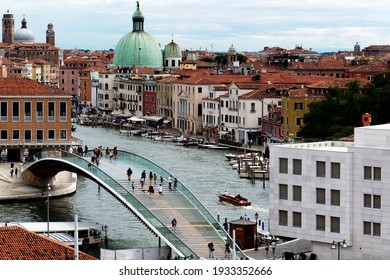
<box><xmin>24</xmin><ymin>150</ymin><xmax>199</xmax><ymax>259</ymax></box>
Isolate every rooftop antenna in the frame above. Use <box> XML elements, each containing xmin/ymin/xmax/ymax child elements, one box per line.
<box><xmin>210</xmin><ymin>43</ymin><xmax>214</xmax><ymax>53</ymax></box>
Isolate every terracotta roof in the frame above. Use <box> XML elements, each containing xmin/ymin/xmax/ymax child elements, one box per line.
<box><xmin>0</xmin><ymin>226</ymin><xmax>97</xmax><ymax>260</ymax></box>
<box><xmin>0</xmin><ymin>78</ymin><xmax>71</xmax><ymax>95</ymax></box>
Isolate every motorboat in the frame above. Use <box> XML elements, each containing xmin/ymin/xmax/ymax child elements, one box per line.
<box><xmin>217</xmin><ymin>193</ymin><xmax>251</xmax><ymax>206</ymax></box>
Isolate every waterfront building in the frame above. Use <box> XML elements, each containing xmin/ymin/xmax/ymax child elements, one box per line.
<box><xmin>269</xmin><ymin>123</ymin><xmax>390</xmax><ymax>260</ymax></box>
<box><xmin>201</xmin><ymin>85</ymin><xmax>228</xmax><ymax>142</ymax></box>
<box><xmin>0</xmin><ymin>78</ymin><xmax>72</xmax><ymax>161</ymax></box>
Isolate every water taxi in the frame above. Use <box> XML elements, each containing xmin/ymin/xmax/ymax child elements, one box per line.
<box><xmin>217</xmin><ymin>193</ymin><xmax>251</xmax><ymax>206</ymax></box>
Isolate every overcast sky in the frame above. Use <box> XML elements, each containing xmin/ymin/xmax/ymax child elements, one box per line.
<box><xmin>3</xmin><ymin>0</ymin><xmax>390</xmax><ymax>53</ymax></box>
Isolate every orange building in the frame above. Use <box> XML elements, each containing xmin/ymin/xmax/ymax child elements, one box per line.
<box><xmin>0</xmin><ymin>78</ymin><xmax>73</xmax><ymax>161</ymax></box>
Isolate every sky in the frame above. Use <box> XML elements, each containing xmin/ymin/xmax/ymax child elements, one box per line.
<box><xmin>2</xmin><ymin>0</ymin><xmax>390</xmax><ymax>53</ymax></box>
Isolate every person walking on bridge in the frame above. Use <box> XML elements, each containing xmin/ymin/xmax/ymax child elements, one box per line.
<box><xmin>127</xmin><ymin>167</ymin><xmax>133</xmax><ymax>181</ymax></box>
<box><xmin>171</xmin><ymin>218</ymin><xmax>177</xmax><ymax>233</ymax></box>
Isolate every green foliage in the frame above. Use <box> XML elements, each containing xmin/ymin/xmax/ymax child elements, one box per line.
<box><xmin>301</xmin><ymin>72</ymin><xmax>390</xmax><ymax>139</ymax></box>
<box><xmin>201</xmin><ymin>57</ymin><xmax>216</xmax><ymax>63</ymax></box>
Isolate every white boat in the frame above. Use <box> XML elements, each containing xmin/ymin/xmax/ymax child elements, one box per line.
<box><xmin>198</xmin><ymin>143</ymin><xmax>229</xmax><ymax>150</ymax></box>
<box><xmin>154</xmin><ymin>134</ymin><xmax>175</xmax><ymax>141</ymax></box>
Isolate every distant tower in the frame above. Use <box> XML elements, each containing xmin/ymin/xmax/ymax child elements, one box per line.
<box><xmin>2</xmin><ymin>10</ymin><xmax>14</xmax><ymax>44</ymax></box>
<box><xmin>227</xmin><ymin>44</ymin><xmax>237</xmax><ymax>66</ymax></box>
<box><xmin>46</xmin><ymin>23</ymin><xmax>55</xmax><ymax>45</ymax></box>
<box><xmin>354</xmin><ymin>42</ymin><xmax>361</xmax><ymax>54</ymax></box>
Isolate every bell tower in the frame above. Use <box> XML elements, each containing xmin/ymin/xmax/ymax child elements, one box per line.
<box><xmin>2</xmin><ymin>10</ymin><xmax>14</xmax><ymax>44</ymax></box>
<box><xmin>46</xmin><ymin>23</ymin><xmax>55</xmax><ymax>45</ymax></box>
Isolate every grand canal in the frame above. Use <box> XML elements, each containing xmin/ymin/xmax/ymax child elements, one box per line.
<box><xmin>0</xmin><ymin>125</ymin><xmax>269</xmax><ymax>250</ymax></box>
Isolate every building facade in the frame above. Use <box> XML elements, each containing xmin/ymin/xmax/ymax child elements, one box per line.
<box><xmin>269</xmin><ymin>124</ymin><xmax>390</xmax><ymax>259</ymax></box>
<box><xmin>0</xmin><ymin>78</ymin><xmax>72</xmax><ymax>161</ymax></box>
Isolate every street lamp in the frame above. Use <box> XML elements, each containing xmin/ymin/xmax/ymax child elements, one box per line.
<box><xmin>331</xmin><ymin>240</ymin><xmax>347</xmax><ymax>260</ymax></box>
<box><xmin>255</xmin><ymin>212</ymin><xmax>259</xmax><ymax>251</ymax></box>
<box><xmin>46</xmin><ymin>184</ymin><xmax>51</xmax><ymax>237</ymax></box>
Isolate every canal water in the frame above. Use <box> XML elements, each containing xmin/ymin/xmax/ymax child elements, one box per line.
<box><xmin>0</xmin><ymin>125</ymin><xmax>269</xmax><ymax>250</ymax></box>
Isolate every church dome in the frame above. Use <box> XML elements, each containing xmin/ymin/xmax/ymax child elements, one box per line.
<box><xmin>187</xmin><ymin>53</ymin><xmax>197</xmax><ymax>61</ymax></box>
<box><xmin>14</xmin><ymin>17</ymin><xmax>35</xmax><ymax>44</ymax></box>
<box><xmin>164</xmin><ymin>40</ymin><xmax>182</xmax><ymax>58</ymax></box>
<box><xmin>113</xmin><ymin>3</ymin><xmax>163</xmax><ymax>68</ymax></box>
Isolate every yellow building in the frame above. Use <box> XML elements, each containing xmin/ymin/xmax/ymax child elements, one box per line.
<box><xmin>280</xmin><ymin>89</ymin><xmax>324</xmax><ymax>142</ymax></box>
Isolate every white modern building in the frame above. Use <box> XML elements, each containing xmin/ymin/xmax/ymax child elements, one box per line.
<box><xmin>269</xmin><ymin>124</ymin><xmax>390</xmax><ymax>260</ymax></box>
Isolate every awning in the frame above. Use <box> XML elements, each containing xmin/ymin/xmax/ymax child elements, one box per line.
<box><xmin>163</xmin><ymin>120</ymin><xmax>172</xmax><ymax>124</ymax></box>
<box><xmin>127</xmin><ymin>116</ymin><xmax>145</xmax><ymax>122</ymax></box>
<box><xmin>143</xmin><ymin>116</ymin><xmax>164</xmax><ymax>122</ymax></box>
<box><xmin>218</xmin><ymin>131</ymin><xmax>230</xmax><ymax>135</ymax></box>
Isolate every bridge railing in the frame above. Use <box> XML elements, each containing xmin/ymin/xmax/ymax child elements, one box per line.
<box><xmin>25</xmin><ymin>150</ymin><xmax>199</xmax><ymax>259</ymax></box>
<box><xmin>115</xmin><ymin>150</ymin><xmax>247</xmax><ymax>260</ymax></box>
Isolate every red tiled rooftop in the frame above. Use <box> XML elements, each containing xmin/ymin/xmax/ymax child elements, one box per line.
<box><xmin>0</xmin><ymin>78</ymin><xmax>71</xmax><ymax>96</ymax></box>
<box><xmin>0</xmin><ymin>226</ymin><xmax>97</xmax><ymax>260</ymax></box>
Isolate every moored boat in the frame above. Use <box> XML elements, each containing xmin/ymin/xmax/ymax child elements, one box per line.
<box><xmin>217</xmin><ymin>193</ymin><xmax>251</xmax><ymax>206</ymax></box>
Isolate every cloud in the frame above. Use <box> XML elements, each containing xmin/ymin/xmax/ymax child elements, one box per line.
<box><xmin>2</xmin><ymin>0</ymin><xmax>390</xmax><ymax>52</ymax></box>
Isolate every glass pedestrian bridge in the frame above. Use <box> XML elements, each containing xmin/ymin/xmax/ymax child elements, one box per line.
<box><xmin>22</xmin><ymin>150</ymin><xmax>247</xmax><ymax>260</ymax></box>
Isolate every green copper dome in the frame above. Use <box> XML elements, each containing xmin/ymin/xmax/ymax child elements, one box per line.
<box><xmin>113</xmin><ymin>2</ymin><xmax>163</xmax><ymax>68</ymax></box>
<box><xmin>164</xmin><ymin>40</ymin><xmax>182</xmax><ymax>58</ymax></box>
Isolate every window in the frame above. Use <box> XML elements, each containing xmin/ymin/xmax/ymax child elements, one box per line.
<box><xmin>37</xmin><ymin>130</ymin><xmax>43</xmax><ymax>142</ymax></box>
<box><xmin>331</xmin><ymin>190</ymin><xmax>340</xmax><ymax>206</ymax></box>
<box><xmin>294</xmin><ymin>102</ymin><xmax>303</xmax><ymax>110</ymax></box>
<box><xmin>250</xmin><ymin>103</ymin><xmax>256</xmax><ymax>112</ymax></box>
<box><xmin>373</xmin><ymin>195</ymin><xmax>381</xmax><ymax>209</ymax></box>
<box><xmin>24</xmin><ymin>130</ymin><xmax>31</xmax><ymax>142</ymax></box>
<box><xmin>198</xmin><ymin>87</ymin><xmax>202</xmax><ymax>93</ymax></box>
<box><xmin>279</xmin><ymin>158</ymin><xmax>288</xmax><ymax>174</ymax></box>
<box><xmin>364</xmin><ymin>222</ymin><xmax>381</xmax><ymax>236</ymax></box>
<box><xmin>48</xmin><ymin>130</ymin><xmax>55</xmax><ymax>139</ymax></box>
<box><xmin>293</xmin><ymin>159</ymin><xmax>302</xmax><ymax>175</ymax></box>
<box><xmin>0</xmin><ymin>130</ymin><xmax>7</xmax><ymax>140</ymax></box>
<box><xmin>364</xmin><ymin>194</ymin><xmax>381</xmax><ymax>209</ymax></box>
<box><xmin>331</xmin><ymin>162</ymin><xmax>340</xmax><ymax>179</ymax></box>
<box><xmin>373</xmin><ymin>222</ymin><xmax>381</xmax><ymax>237</ymax></box>
<box><xmin>48</xmin><ymin>102</ymin><xmax>55</xmax><ymax>121</ymax></box>
<box><xmin>12</xmin><ymin>130</ymin><xmax>19</xmax><ymax>140</ymax></box>
<box><xmin>36</xmin><ymin>102</ymin><xmax>43</xmax><ymax>121</ymax></box>
<box><xmin>0</xmin><ymin>102</ymin><xmax>7</xmax><ymax>122</ymax></box>
<box><xmin>330</xmin><ymin>216</ymin><xmax>340</xmax><ymax>233</ymax></box>
<box><xmin>363</xmin><ymin>194</ymin><xmax>371</xmax><ymax>208</ymax></box>
<box><xmin>363</xmin><ymin>221</ymin><xmax>371</xmax><ymax>235</ymax></box>
<box><xmin>364</xmin><ymin>166</ymin><xmax>371</xmax><ymax>180</ymax></box>
<box><xmin>365</xmin><ymin>166</ymin><xmax>381</xmax><ymax>181</ymax></box>
<box><xmin>373</xmin><ymin>167</ymin><xmax>381</xmax><ymax>181</ymax></box>
<box><xmin>316</xmin><ymin>161</ymin><xmax>326</xmax><ymax>177</ymax></box>
<box><xmin>24</xmin><ymin>102</ymin><xmax>32</xmax><ymax>121</ymax></box>
<box><xmin>279</xmin><ymin>184</ymin><xmax>288</xmax><ymax>200</ymax></box>
<box><xmin>12</xmin><ymin>102</ymin><xmax>19</xmax><ymax>122</ymax></box>
<box><xmin>60</xmin><ymin>102</ymin><xmax>67</xmax><ymax>121</ymax></box>
<box><xmin>316</xmin><ymin>188</ymin><xmax>325</xmax><ymax>204</ymax></box>
<box><xmin>295</xmin><ymin>118</ymin><xmax>301</xmax><ymax>126</ymax></box>
<box><xmin>293</xmin><ymin>212</ymin><xmax>302</xmax><ymax>228</ymax></box>
<box><xmin>279</xmin><ymin>210</ymin><xmax>288</xmax><ymax>226</ymax></box>
<box><xmin>316</xmin><ymin>215</ymin><xmax>325</xmax><ymax>231</ymax></box>
<box><xmin>293</xmin><ymin>185</ymin><xmax>302</xmax><ymax>201</ymax></box>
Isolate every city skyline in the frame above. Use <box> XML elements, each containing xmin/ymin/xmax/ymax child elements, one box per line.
<box><xmin>2</xmin><ymin>0</ymin><xmax>390</xmax><ymax>53</ymax></box>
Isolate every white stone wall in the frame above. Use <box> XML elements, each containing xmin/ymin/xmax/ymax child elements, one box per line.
<box><xmin>269</xmin><ymin>126</ymin><xmax>390</xmax><ymax>259</ymax></box>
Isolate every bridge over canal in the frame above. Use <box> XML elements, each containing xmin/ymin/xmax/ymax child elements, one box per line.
<box><xmin>22</xmin><ymin>150</ymin><xmax>247</xmax><ymax>260</ymax></box>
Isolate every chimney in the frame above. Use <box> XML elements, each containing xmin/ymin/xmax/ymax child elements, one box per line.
<box><xmin>362</xmin><ymin>113</ymin><xmax>371</xmax><ymax>126</ymax></box>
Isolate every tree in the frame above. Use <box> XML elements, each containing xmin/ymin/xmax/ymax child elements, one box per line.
<box><xmin>301</xmin><ymin>73</ymin><xmax>390</xmax><ymax>140</ymax></box>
